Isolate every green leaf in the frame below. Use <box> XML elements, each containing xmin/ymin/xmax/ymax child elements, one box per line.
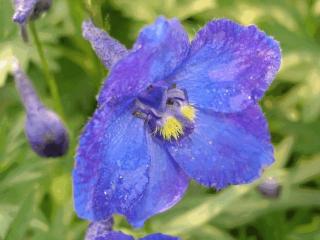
<box><xmin>289</xmin><ymin>155</ymin><xmax>320</xmax><ymax>184</ymax></box>
<box><xmin>0</xmin><ymin>204</ymin><xmax>18</xmax><ymax>239</ymax></box>
<box><xmin>0</xmin><ymin>47</ymin><xmax>15</xmax><ymax>88</ymax></box>
<box><xmin>5</xmin><ymin>192</ymin><xmax>35</xmax><ymax>240</ymax></box>
<box><xmin>156</xmin><ymin>185</ymin><xmax>252</xmax><ymax>235</ymax></box>
<box><xmin>108</xmin><ymin>0</ymin><xmax>216</xmax><ymax>21</ymax></box>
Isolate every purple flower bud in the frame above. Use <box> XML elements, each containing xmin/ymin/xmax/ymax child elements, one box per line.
<box><xmin>258</xmin><ymin>177</ymin><xmax>281</xmax><ymax>199</ymax></box>
<box><xmin>12</xmin><ymin>0</ymin><xmax>52</xmax><ymax>42</ymax></box>
<box><xmin>13</xmin><ymin>0</ymin><xmax>52</xmax><ymax>24</ymax></box>
<box><xmin>25</xmin><ymin>108</ymin><xmax>69</xmax><ymax>157</ymax></box>
<box><xmin>13</xmin><ymin>62</ymin><xmax>69</xmax><ymax>158</ymax></box>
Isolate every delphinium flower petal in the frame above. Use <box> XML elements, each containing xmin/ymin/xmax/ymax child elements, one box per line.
<box><xmin>139</xmin><ymin>234</ymin><xmax>179</xmax><ymax>240</ymax></box>
<box><xmin>96</xmin><ymin>17</ymin><xmax>189</xmax><ymax>105</ymax></box>
<box><xmin>13</xmin><ymin>62</ymin><xmax>69</xmax><ymax>157</ymax></box>
<box><xmin>73</xmin><ymin>17</ymin><xmax>281</xmax><ymax>227</ymax></box>
<box><xmin>85</xmin><ymin>218</ymin><xmax>114</xmax><ymax>239</ymax></box>
<box><xmin>85</xmin><ymin>219</ymin><xmax>180</xmax><ymax>240</ymax></box>
<box><xmin>74</xmin><ymin>100</ymin><xmax>188</xmax><ymax>226</ymax></box>
<box><xmin>169</xmin><ymin>19</ymin><xmax>281</xmax><ymax>113</ymax></box>
<box><xmin>166</xmin><ymin>105</ymin><xmax>273</xmax><ymax>189</ymax></box>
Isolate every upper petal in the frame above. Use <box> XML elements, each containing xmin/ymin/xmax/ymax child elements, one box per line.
<box><xmin>126</xmin><ymin>136</ymin><xmax>189</xmax><ymax>228</ymax></box>
<box><xmin>98</xmin><ymin>16</ymin><xmax>189</xmax><ymax>106</ymax></box>
<box><xmin>82</xmin><ymin>20</ymin><xmax>128</xmax><ymax>69</ymax></box>
<box><xmin>140</xmin><ymin>233</ymin><xmax>180</xmax><ymax>240</ymax></box>
<box><xmin>73</xmin><ymin>100</ymin><xmax>149</xmax><ymax>221</ymax></box>
<box><xmin>13</xmin><ymin>0</ymin><xmax>38</xmax><ymax>24</ymax></box>
<box><xmin>166</xmin><ymin>104</ymin><xmax>274</xmax><ymax>189</ymax></box>
<box><xmin>170</xmin><ymin>19</ymin><xmax>281</xmax><ymax>113</ymax></box>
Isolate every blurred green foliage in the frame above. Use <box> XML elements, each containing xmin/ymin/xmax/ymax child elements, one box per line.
<box><xmin>0</xmin><ymin>0</ymin><xmax>320</xmax><ymax>239</ymax></box>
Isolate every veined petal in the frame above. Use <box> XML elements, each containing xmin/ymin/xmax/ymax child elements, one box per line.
<box><xmin>73</xmin><ymin>100</ymin><xmax>149</xmax><ymax>221</ymax></box>
<box><xmin>73</xmin><ymin>100</ymin><xmax>188</xmax><ymax>226</ymax></box>
<box><xmin>98</xmin><ymin>16</ymin><xmax>189</xmax><ymax>106</ymax></box>
<box><xmin>170</xmin><ymin>19</ymin><xmax>281</xmax><ymax>113</ymax></box>
<box><xmin>127</xmin><ymin>136</ymin><xmax>189</xmax><ymax>228</ymax></box>
<box><xmin>82</xmin><ymin>20</ymin><xmax>128</xmax><ymax>69</ymax></box>
<box><xmin>139</xmin><ymin>233</ymin><xmax>180</xmax><ymax>240</ymax></box>
<box><xmin>13</xmin><ymin>0</ymin><xmax>38</xmax><ymax>24</ymax></box>
<box><xmin>167</xmin><ymin>105</ymin><xmax>274</xmax><ymax>189</ymax></box>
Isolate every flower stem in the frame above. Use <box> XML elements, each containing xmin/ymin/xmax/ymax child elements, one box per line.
<box><xmin>29</xmin><ymin>21</ymin><xmax>64</xmax><ymax>118</ymax></box>
<box><xmin>85</xmin><ymin>0</ymin><xmax>104</xmax><ymax>28</ymax></box>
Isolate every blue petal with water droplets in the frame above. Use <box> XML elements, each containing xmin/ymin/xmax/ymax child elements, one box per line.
<box><xmin>126</xmin><ymin>136</ymin><xmax>189</xmax><ymax>228</ymax></box>
<box><xmin>74</xmin><ymin>100</ymin><xmax>188</xmax><ymax>227</ymax></box>
<box><xmin>73</xmin><ymin>100</ymin><xmax>149</xmax><ymax>222</ymax></box>
<box><xmin>170</xmin><ymin>19</ymin><xmax>281</xmax><ymax>113</ymax></box>
<box><xmin>139</xmin><ymin>233</ymin><xmax>180</xmax><ymax>240</ymax></box>
<box><xmin>167</xmin><ymin>104</ymin><xmax>274</xmax><ymax>189</ymax></box>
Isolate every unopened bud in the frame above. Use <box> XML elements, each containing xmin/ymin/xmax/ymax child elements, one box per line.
<box><xmin>12</xmin><ymin>0</ymin><xmax>52</xmax><ymax>42</ymax></box>
<box><xmin>13</xmin><ymin>62</ymin><xmax>69</xmax><ymax>158</ymax></box>
<box><xmin>258</xmin><ymin>177</ymin><xmax>281</xmax><ymax>199</ymax></box>
<box><xmin>25</xmin><ymin>108</ymin><xmax>69</xmax><ymax>157</ymax></box>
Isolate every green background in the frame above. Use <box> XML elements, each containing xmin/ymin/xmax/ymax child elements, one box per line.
<box><xmin>0</xmin><ymin>0</ymin><xmax>320</xmax><ymax>239</ymax></box>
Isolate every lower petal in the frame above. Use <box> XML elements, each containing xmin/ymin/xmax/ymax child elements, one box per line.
<box><xmin>127</xmin><ymin>136</ymin><xmax>189</xmax><ymax>228</ymax></box>
<box><xmin>73</xmin><ymin>100</ymin><xmax>149</xmax><ymax>221</ymax></box>
<box><xmin>140</xmin><ymin>233</ymin><xmax>180</xmax><ymax>240</ymax></box>
<box><xmin>167</xmin><ymin>105</ymin><xmax>273</xmax><ymax>189</ymax></box>
<box><xmin>94</xmin><ymin>232</ymin><xmax>134</xmax><ymax>240</ymax></box>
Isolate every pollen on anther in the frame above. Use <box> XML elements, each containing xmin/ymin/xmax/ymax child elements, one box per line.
<box><xmin>158</xmin><ymin>116</ymin><xmax>184</xmax><ymax>140</ymax></box>
<box><xmin>181</xmin><ymin>105</ymin><xmax>196</xmax><ymax>121</ymax></box>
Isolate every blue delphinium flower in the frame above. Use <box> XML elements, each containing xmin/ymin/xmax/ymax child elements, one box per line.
<box><xmin>13</xmin><ymin>61</ymin><xmax>69</xmax><ymax>157</ymax></box>
<box><xmin>73</xmin><ymin>17</ymin><xmax>281</xmax><ymax>227</ymax></box>
<box><xmin>12</xmin><ymin>0</ymin><xmax>52</xmax><ymax>41</ymax></box>
<box><xmin>85</xmin><ymin>218</ymin><xmax>179</xmax><ymax>240</ymax></box>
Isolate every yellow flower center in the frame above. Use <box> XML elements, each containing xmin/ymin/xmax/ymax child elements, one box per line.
<box><xmin>181</xmin><ymin>105</ymin><xmax>196</xmax><ymax>121</ymax></box>
<box><xmin>158</xmin><ymin>116</ymin><xmax>184</xmax><ymax>140</ymax></box>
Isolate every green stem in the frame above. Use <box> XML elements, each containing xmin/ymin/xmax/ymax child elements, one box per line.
<box><xmin>85</xmin><ymin>0</ymin><xmax>104</xmax><ymax>28</ymax></box>
<box><xmin>29</xmin><ymin>22</ymin><xmax>64</xmax><ymax>118</ymax></box>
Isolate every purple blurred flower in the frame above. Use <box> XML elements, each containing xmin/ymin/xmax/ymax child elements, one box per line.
<box><xmin>12</xmin><ymin>0</ymin><xmax>52</xmax><ymax>41</ymax></box>
<box><xmin>13</xmin><ymin>62</ymin><xmax>69</xmax><ymax>157</ymax></box>
<box><xmin>73</xmin><ymin>17</ymin><xmax>281</xmax><ymax>227</ymax></box>
<box><xmin>85</xmin><ymin>218</ymin><xmax>179</xmax><ymax>240</ymax></box>
<box><xmin>258</xmin><ymin>177</ymin><xmax>281</xmax><ymax>198</ymax></box>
